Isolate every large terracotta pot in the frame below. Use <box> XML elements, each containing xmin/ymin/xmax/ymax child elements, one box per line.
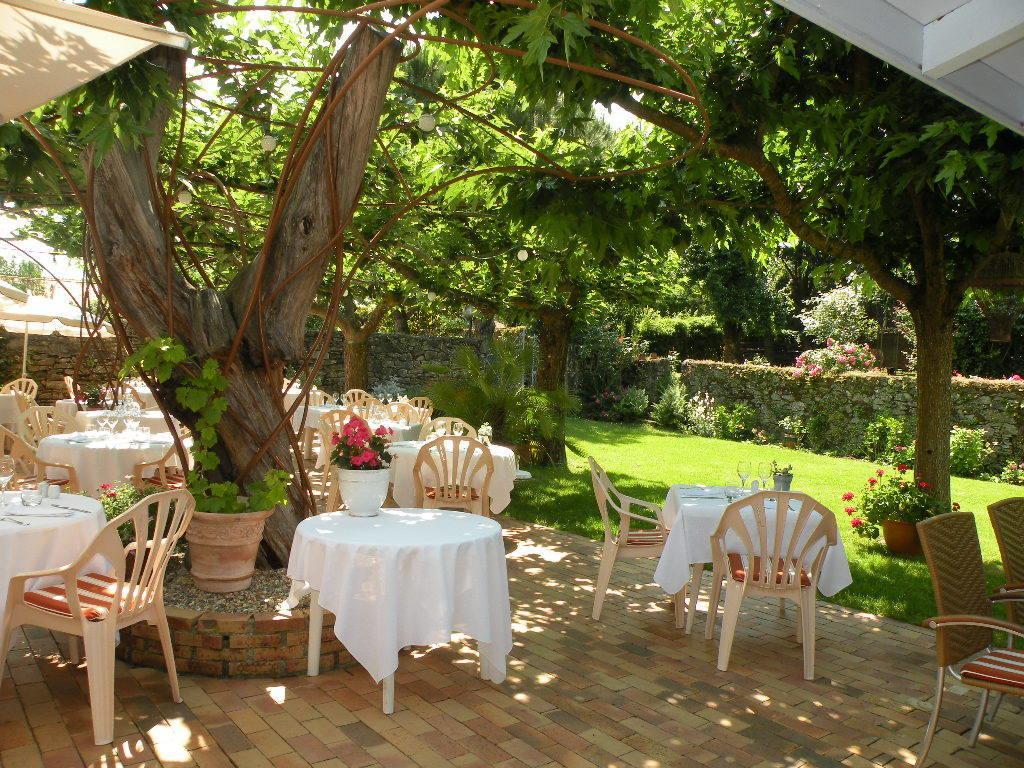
<box><xmin>185</xmin><ymin>508</ymin><xmax>275</xmax><ymax>592</ymax></box>
<box><xmin>881</xmin><ymin>519</ymin><xmax>923</xmax><ymax>557</ymax></box>
<box><xmin>337</xmin><ymin>468</ymin><xmax>390</xmax><ymax>517</ymax></box>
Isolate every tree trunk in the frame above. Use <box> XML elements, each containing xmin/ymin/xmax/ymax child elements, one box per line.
<box><xmin>536</xmin><ymin>308</ymin><xmax>573</xmax><ymax>465</ymax></box>
<box><xmin>344</xmin><ymin>335</ymin><xmax>370</xmax><ymax>391</ymax></box>
<box><xmin>87</xmin><ymin>27</ymin><xmax>402</xmax><ymax>565</ymax></box>
<box><xmin>910</xmin><ymin>300</ymin><xmax>955</xmax><ymax>507</ymax></box>
<box><xmin>722</xmin><ymin>321</ymin><xmax>741</xmax><ymax>362</ymax></box>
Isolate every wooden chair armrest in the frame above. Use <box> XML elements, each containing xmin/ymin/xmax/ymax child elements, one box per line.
<box><xmin>615</xmin><ymin>492</ymin><xmax>668</xmax><ymax>532</ymax></box>
<box><xmin>924</xmin><ymin>614</ymin><xmax>1024</xmax><ymax>640</ymax></box>
<box><xmin>8</xmin><ymin>563</ymin><xmax>72</xmax><ymax>590</ymax></box>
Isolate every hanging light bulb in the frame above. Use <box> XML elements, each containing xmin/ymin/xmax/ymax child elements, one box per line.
<box><xmin>417</xmin><ymin>113</ymin><xmax>437</xmax><ymax>132</ymax></box>
<box><xmin>260</xmin><ymin>133</ymin><xmax>278</xmax><ymax>153</ymax></box>
<box><xmin>176</xmin><ymin>187</ymin><xmax>193</xmax><ymax>205</ymax></box>
<box><xmin>516</xmin><ymin>249</ymin><xmax>529</xmax><ymax>262</ymax></box>
<box><xmin>426</xmin><ymin>290</ymin><xmax>437</xmax><ymax>301</ymax></box>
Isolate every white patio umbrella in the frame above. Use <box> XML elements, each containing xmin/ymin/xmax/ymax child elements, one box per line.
<box><xmin>1</xmin><ymin>0</ymin><xmax>190</xmax><ymax>123</ymax></box>
<box><xmin>0</xmin><ymin>281</ymin><xmax>113</xmax><ymax>377</ymax></box>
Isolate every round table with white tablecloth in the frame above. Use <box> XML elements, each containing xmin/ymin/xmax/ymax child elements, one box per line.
<box><xmin>0</xmin><ymin>494</ymin><xmax>105</xmax><ymax>624</ymax></box>
<box><xmin>73</xmin><ymin>409</ymin><xmax>174</xmax><ymax>434</ymax></box>
<box><xmin>36</xmin><ymin>432</ymin><xmax>180</xmax><ymax>496</ymax></box>
<box><xmin>287</xmin><ymin>508</ymin><xmax>513</xmax><ymax>712</ymax></box>
<box><xmin>387</xmin><ymin>440</ymin><xmax>518</xmax><ymax>514</ymax></box>
<box><xmin>653</xmin><ymin>484</ymin><xmax>853</xmax><ymax>632</ymax></box>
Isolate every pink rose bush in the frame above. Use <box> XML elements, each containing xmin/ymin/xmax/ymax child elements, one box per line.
<box><xmin>792</xmin><ymin>339</ymin><xmax>877</xmax><ymax>379</ymax></box>
<box><xmin>330</xmin><ymin>417</ymin><xmax>393</xmax><ymax>470</ymax></box>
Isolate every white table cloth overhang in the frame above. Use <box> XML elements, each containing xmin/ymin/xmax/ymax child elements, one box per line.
<box><xmin>287</xmin><ymin>509</ymin><xmax>513</xmax><ymax>684</ymax></box>
<box><xmin>37</xmin><ymin>432</ymin><xmax>180</xmax><ymax>496</ymax></box>
<box><xmin>388</xmin><ymin>441</ymin><xmax>517</xmax><ymax>514</ymax></box>
<box><xmin>653</xmin><ymin>485</ymin><xmax>853</xmax><ymax>598</ymax></box>
<box><xmin>0</xmin><ymin>494</ymin><xmax>105</xmax><ymax>622</ymax></box>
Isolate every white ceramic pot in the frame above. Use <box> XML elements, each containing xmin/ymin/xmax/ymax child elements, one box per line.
<box><xmin>337</xmin><ymin>468</ymin><xmax>390</xmax><ymax>517</ymax></box>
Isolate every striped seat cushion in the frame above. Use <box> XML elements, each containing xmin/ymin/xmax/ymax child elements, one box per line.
<box><xmin>23</xmin><ymin>572</ymin><xmax>120</xmax><ymax>622</ymax></box>
<box><xmin>962</xmin><ymin>648</ymin><xmax>1024</xmax><ymax>689</ymax></box>
<box><xmin>728</xmin><ymin>554</ymin><xmax>811</xmax><ymax>587</ymax></box>
<box><xmin>624</xmin><ymin>529</ymin><xmax>665</xmax><ymax>546</ymax></box>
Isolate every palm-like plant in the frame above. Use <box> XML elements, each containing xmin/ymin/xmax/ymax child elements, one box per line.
<box><xmin>425</xmin><ymin>339</ymin><xmax>578</xmax><ymax>463</ymax></box>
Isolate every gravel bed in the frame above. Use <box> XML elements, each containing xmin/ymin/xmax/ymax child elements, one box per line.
<box><xmin>162</xmin><ymin>562</ymin><xmax>309</xmax><ymax>614</ymax></box>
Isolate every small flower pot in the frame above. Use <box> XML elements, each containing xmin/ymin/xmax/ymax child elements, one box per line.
<box><xmin>881</xmin><ymin>519</ymin><xmax>922</xmax><ymax>556</ymax></box>
<box><xmin>338</xmin><ymin>468</ymin><xmax>390</xmax><ymax>517</ymax></box>
<box><xmin>185</xmin><ymin>508</ymin><xmax>275</xmax><ymax>593</ymax></box>
<box><xmin>773</xmin><ymin>473</ymin><xmax>793</xmax><ymax>491</ymax></box>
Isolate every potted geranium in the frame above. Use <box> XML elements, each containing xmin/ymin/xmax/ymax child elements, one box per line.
<box><xmin>844</xmin><ymin>465</ymin><xmax>947</xmax><ymax>556</ymax></box>
<box><xmin>331</xmin><ymin>416</ymin><xmax>394</xmax><ymax>517</ymax></box>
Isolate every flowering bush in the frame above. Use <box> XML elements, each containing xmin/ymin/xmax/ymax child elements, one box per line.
<box><xmin>330</xmin><ymin>417</ymin><xmax>393</xmax><ymax>470</ymax></box>
<box><xmin>99</xmin><ymin>483</ymin><xmax>163</xmax><ymax>544</ymax></box>
<box><xmin>843</xmin><ymin>466</ymin><xmax>946</xmax><ymax>540</ymax></box>
<box><xmin>949</xmin><ymin>426</ymin><xmax>993</xmax><ymax>478</ymax></box>
<box><xmin>792</xmin><ymin>339</ymin><xmax>877</xmax><ymax>379</ymax></box>
<box><xmin>999</xmin><ymin>460</ymin><xmax>1024</xmax><ymax>485</ymax></box>
<box><xmin>686</xmin><ymin>391</ymin><xmax>717</xmax><ymax>437</ymax></box>
<box><xmin>612</xmin><ymin>386</ymin><xmax>649</xmax><ymax>422</ymax></box>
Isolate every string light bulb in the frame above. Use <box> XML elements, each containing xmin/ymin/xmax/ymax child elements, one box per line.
<box><xmin>417</xmin><ymin>113</ymin><xmax>437</xmax><ymax>132</ymax></box>
<box><xmin>176</xmin><ymin>187</ymin><xmax>193</xmax><ymax>205</ymax></box>
<box><xmin>426</xmin><ymin>290</ymin><xmax>437</xmax><ymax>301</ymax></box>
<box><xmin>260</xmin><ymin>133</ymin><xmax>278</xmax><ymax>153</ymax></box>
<box><xmin>516</xmin><ymin>249</ymin><xmax>529</xmax><ymax>262</ymax></box>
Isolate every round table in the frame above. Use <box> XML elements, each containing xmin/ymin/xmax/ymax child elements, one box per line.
<box><xmin>388</xmin><ymin>441</ymin><xmax>518</xmax><ymax>514</ymax></box>
<box><xmin>36</xmin><ymin>432</ymin><xmax>180</xmax><ymax>496</ymax></box>
<box><xmin>0</xmin><ymin>494</ymin><xmax>105</xmax><ymax>624</ymax></box>
<box><xmin>287</xmin><ymin>509</ymin><xmax>513</xmax><ymax>713</ymax></box>
<box><xmin>74</xmin><ymin>409</ymin><xmax>174</xmax><ymax>434</ymax></box>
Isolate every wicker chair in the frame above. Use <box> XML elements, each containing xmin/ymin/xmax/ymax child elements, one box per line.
<box><xmin>988</xmin><ymin>498</ymin><xmax>1024</xmax><ymax>625</ymax></box>
<box><xmin>916</xmin><ymin>512</ymin><xmax>1024</xmax><ymax>765</ymax></box>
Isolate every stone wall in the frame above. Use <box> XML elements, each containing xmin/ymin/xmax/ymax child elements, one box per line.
<box><xmin>680</xmin><ymin>360</ymin><xmax>1024</xmax><ymax>462</ymax></box>
<box><xmin>0</xmin><ymin>330</ymin><xmax>119</xmax><ymax>404</ymax></box>
<box><xmin>309</xmin><ymin>332</ymin><xmax>485</xmax><ymax>395</ymax></box>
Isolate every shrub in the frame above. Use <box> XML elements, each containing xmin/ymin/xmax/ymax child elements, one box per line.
<box><xmin>999</xmin><ymin>460</ymin><xmax>1024</xmax><ymax>485</ymax></box>
<box><xmin>587</xmin><ymin>390</ymin><xmax>622</xmax><ymax>421</ymax></box>
<box><xmin>777</xmin><ymin>415</ymin><xmax>806</xmax><ymax>447</ymax></box>
<box><xmin>635</xmin><ymin>311</ymin><xmax>723</xmax><ymax>358</ymax></box>
<box><xmin>612</xmin><ymin>387</ymin><xmax>649</xmax><ymax>422</ymax></box>
<box><xmin>949</xmin><ymin>426</ymin><xmax>993</xmax><ymax>478</ymax></box>
<box><xmin>798</xmin><ymin>284</ymin><xmax>878</xmax><ymax>345</ymax></box>
<box><xmin>713</xmin><ymin>402</ymin><xmax>757</xmax><ymax>441</ymax></box>
<box><xmin>652</xmin><ymin>375</ymin><xmax>689</xmax><ymax>430</ymax></box>
<box><xmin>844</xmin><ymin>466</ymin><xmax>948</xmax><ymax>541</ymax></box>
<box><xmin>99</xmin><ymin>483</ymin><xmax>164</xmax><ymax>544</ymax></box>
<box><xmin>573</xmin><ymin>324</ymin><xmax>648</xmax><ymax>405</ymax></box>
<box><xmin>686</xmin><ymin>391</ymin><xmax>717</xmax><ymax>437</ymax></box>
<box><xmin>793</xmin><ymin>340</ymin><xmax>877</xmax><ymax>379</ymax></box>
<box><xmin>862</xmin><ymin>416</ymin><xmax>912</xmax><ymax>464</ymax></box>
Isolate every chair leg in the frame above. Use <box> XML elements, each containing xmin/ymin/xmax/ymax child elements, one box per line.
<box><xmin>969</xmin><ymin>689</ymin><xmax>989</xmax><ymax>747</ymax></box>
<box><xmin>796</xmin><ymin>598</ymin><xmax>803</xmax><ymax>645</ymax></box>
<box><xmin>81</xmin><ymin>621</ymin><xmax>117</xmax><ymax>746</ymax></box>
<box><xmin>705</xmin><ymin>568</ymin><xmax>724</xmax><ymax>640</ymax></box>
<box><xmin>153</xmin><ymin>609</ymin><xmax>181</xmax><ymax>703</ymax></box>
<box><xmin>592</xmin><ymin>544</ymin><xmax>618</xmax><ymax>621</ymax></box>
<box><xmin>918</xmin><ymin>667</ymin><xmax>946</xmax><ymax>768</ymax></box>
<box><xmin>67</xmin><ymin>634</ymin><xmax>80</xmax><ymax>665</ymax></box>
<box><xmin>800</xmin><ymin>589</ymin><xmax>816</xmax><ymax>680</ymax></box>
<box><xmin>988</xmin><ymin>692</ymin><xmax>1003</xmax><ymax>721</ymax></box>
<box><xmin>673</xmin><ymin>588</ymin><xmax>687</xmax><ymax>629</ymax></box>
<box><xmin>716</xmin><ymin>581</ymin><xmax>743</xmax><ymax>672</ymax></box>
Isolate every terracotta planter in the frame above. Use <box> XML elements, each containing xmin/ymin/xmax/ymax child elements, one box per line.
<box><xmin>881</xmin><ymin>519</ymin><xmax>923</xmax><ymax>557</ymax></box>
<box><xmin>185</xmin><ymin>508</ymin><xmax>275</xmax><ymax>593</ymax></box>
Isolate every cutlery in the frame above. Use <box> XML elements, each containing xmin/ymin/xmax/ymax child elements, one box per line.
<box><xmin>5</xmin><ymin>512</ymin><xmax>73</xmax><ymax>518</ymax></box>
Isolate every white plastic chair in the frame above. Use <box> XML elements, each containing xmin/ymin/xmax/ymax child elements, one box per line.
<box><xmin>0</xmin><ymin>425</ymin><xmax>79</xmax><ymax>493</ymax></box>
<box><xmin>413</xmin><ymin>435</ymin><xmax>493</xmax><ymax>516</ymax></box>
<box><xmin>0</xmin><ymin>489</ymin><xmax>195</xmax><ymax>745</ymax></box>
<box><xmin>705</xmin><ymin>490</ymin><xmax>837</xmax><ymax>680</ymax></box>
<box><xmin>588</xmin><ymin>457</ymin><xmax>669</xmax><ymax>621</ymax></box>
<box><xmin>318</xmin><ymin>408</ymin><xmax>361</xmax><ymax>511</ymax></box>
<box><xmin>1</xmin><ymin>377</ymin><xmax>38</xmax><ymax>402</ymax></box>
<box><xmin>418</xmin><ymin>417</ymin><xmax>476</xmax><ymax>441</ymax></box>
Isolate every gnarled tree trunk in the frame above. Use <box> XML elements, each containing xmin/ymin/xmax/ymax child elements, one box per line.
<box><xmin>88</xmin><ymin>27</ymin><xmax>402</xmax><ymax>564</ymax></box>
<box><xmin>536</xmin><ymin>307</ymin><xmax>573</xmax><ymax>465</ymax></box>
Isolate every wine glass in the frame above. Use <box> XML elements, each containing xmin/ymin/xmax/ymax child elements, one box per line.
<box><xmin>737</xmin><ymin>461</ymin><xmax>751</xmax><ymax>490</ymax></box>
<box><xmin>0</xmin><ymin>456</ymin><xmax>16</xmax><ymax>506</ymax></box>
<box><xmin>757</xmin><ymin>462</ymin><xmax>770</xmax><ymax>490</ymax></box>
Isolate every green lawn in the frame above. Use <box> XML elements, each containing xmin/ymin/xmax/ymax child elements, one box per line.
<box><xmin>506</xmin><ymin>417</ymin><xmax>1015</xmax><ymax>626</ymax></box>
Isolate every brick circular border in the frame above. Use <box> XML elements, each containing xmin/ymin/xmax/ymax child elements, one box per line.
<box><xmin>115</xmin><ymin>607</ymin><xmax>353</xmax><ymax>677</ymax></box>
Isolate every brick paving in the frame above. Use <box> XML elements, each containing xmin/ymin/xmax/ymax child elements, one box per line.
<box><xmin>2</xmin><ymin>516</ymin><xmax>1023</xmax><ymax>768</ymax></box>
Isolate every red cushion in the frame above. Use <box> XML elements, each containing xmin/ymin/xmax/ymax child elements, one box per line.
<box><xmin>23</xmin><ymin>572</ymin><xmax>121</xmax><ymax>622</ymax></box>
<box><xmin>728</xmin><ymin>554</ymin><xmax>811</xmax><ymax>587</ymax></box>
<box><xmin>962</xmin><ymin>648</ymin><xmax>1024</xmax><ymax>690</ymax></box>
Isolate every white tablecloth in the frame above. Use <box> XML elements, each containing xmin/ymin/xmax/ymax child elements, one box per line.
<box><xmin>0</xmin><ymin>494</ymin><xmax>104</xmax><ymax>622</ymax></box>
<box><xmin>54</xmin><ymin>399</ymin><xmax>80</xmax><ymax>428</ymax></box>
<box><xmin>653</xmin><ymin>485</ymin><xmax>852</xmax><ymax>597</ymax></box>
<box><xmin>74</xmin><ymin>409</ymin><xmax>174</xmax><ymax>434</ymax></box>
<box><xmin>287</xmin><ymin>508</ymin><xmax>513</xmax><ymax>683</ymax></box>
<box><xmin>37</xmin><ymin>432</ymin><xmax>180</xmax><ymax>496</ymax></box>
<box><xmin>388</xmin><ymin>441</ymin><xmax>517</xmax><ymax>513</ymax></box>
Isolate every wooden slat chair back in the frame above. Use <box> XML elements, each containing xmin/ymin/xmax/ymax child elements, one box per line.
<box><xmin>705</xmin><ymin>491</ymin><xmax>837</xmax><ymax>681</ymax></box>
<box><xmin>318</xmin><ymin>408</ymin><xmax>361</xmax><ymax>511</ymax></box>
<box><xmin>0</xmin><ymin>489</ymin><xmax>195</xmax><ymax>745</ymax></box>
<box><xmin>914</xmin><ymin>512</ymin><xmax>1024</xmax><ymax>765</ymax></box>
<box><xmin>21</xmin><ymin>405</ymin><xmax>66</xmax><ymax>445</ymax></box>
<box><xmin>588</xmin><ymin>457</ymin><xmax>669</xmax><ymax>620</ymax></box>
<box><xmin>0</xmin><ymin>425</ymin><xmax>79</xmax><ymax>492</ymax></box>
<box><xmin>1</xmin><ymin>377</ymin><xmax>38</xmax><ymax>402</ymax></box>
<box><xmin>418</xmin><ymin>416</ymin><xmax>476</xmax><ymax>441</ymax></box>
<box><xmin>413</xmin><ymin>435</ymin><xmax>493</xmax><ymax>516</ymax></box>
<box><xmin>988</xmin><ymin>498</ymin><xmax>1024</xmax><ymax>625</ymax></box>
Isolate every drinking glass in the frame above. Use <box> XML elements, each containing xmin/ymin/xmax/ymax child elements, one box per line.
<box><xmin>20</xmin><ymin>488</ymin><xmax>42</xmax><ymax>507</ymax></box>
<box><xmin>453</xmin><ymin>422</ymin><xmax>464</xmax><ymax>436</ymax></box>
<box><xmin>125</xmin><ymin>417</ymin><xmax>141</xmax><ymax>434</ymax></box>
<box><xmin>757</xmin><ymin>462</ymin><xmax>770</xmax><ymax>490</ymax></box>
<box><xmin>723</xmin><ymin>482</ymin><xmax>737</xmax><ymax>503</ymax></box>
<box><xmin>737</xmin><ymin>461</ymin><xmax>751</xmax><ymax>489</ymax></box>
<box><xmin>0</xmin><ymin>456</ymin><xmax>15</xmax><ymax>506</ymax></box>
